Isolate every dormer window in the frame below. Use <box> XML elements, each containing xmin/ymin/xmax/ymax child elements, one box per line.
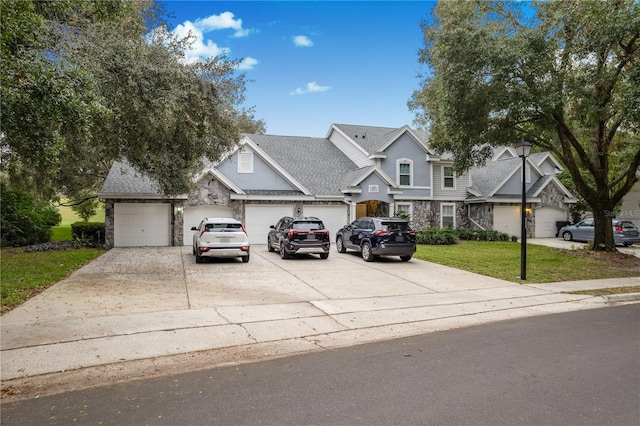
<box><xmin>397</xmin><ymin>159</ymin><xmax>413</xmax><ymax>186</ymax></box>
<box><xmin>238</xmin><ymin>149</ymin><xmax>253</xmax><ymax>173</ymax></box>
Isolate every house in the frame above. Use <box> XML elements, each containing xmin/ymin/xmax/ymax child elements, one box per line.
<box><xmin>616</xmin><ymin>169</ymin><xmax>640</xmax><ymax>228</ymax></box>
<box><xmin>97</xmin><ymin>123</ymin><xmax>577</xmax><ymax>248</ymax></box>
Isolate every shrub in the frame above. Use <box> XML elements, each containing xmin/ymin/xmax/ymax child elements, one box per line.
<box><xmin>416</xmin><ymin>227</ymin><xmax>515</xmax><ymax>245</ymax></box>
<box><xmin>416</xmin><ymin>228</ymin><xmax>457</xmax><ymax>245</ymax></box>
<box><xmin>0</xmin><ymin>186</ymin><xmax>61</xmax><ymax>247</ymax></box>
<box><xmin>71</xmin><ymin>222</ymin><xmax>105</xmax><ymax>246</ymax></box>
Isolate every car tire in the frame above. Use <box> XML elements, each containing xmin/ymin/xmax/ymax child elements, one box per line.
<box><xmin>195</xmin><ymin>252</ymin><xmax>203</xmax><ymax>263</ymax></box>
<box><xmin>562</xmin><ymin>231</ymin><xmax>573</xmax><ymax>241</ymax></box>
<box><xmin>267</xmin><ymin>237</ymin><xmax>275</xmax><ymax>252</ymax></box>
<box><xmin>336</xmin><ymin>236</ymin><xmax>347</xmax><ymax>253</ymax></box>
<box><xmin>192</xmin><ymin>245</ymin><xmax>196</xmax><ymax>256</ymax></box>
<box><xmin>280</xmin><ymin>242</ymin><xmax>290</xmax><ymax>259</ymax></box>
<box><xmin>320</xmin><ymin>252</ymin><xmax>329</xmax><ymax>259</ymax></box>
<box><xmin>242</xmin><ymin>254</ymin><xmax>250</xmax><ymax>263</ymax></box>
<box><xmin>400</xmin><ymin>255</ymin><xmax>412</xmax><ymax>262</ymax></box>
<box><xmin>361</xmin><ymin>242</ymin><xmax>375</xmax><ymax>262</ymax></box>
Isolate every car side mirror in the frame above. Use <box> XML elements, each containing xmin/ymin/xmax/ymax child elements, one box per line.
<box><xmin>270</xmin><ymin>225</ymin><xmax>275</xmax><ymax>229</ymax></box>
<box><xmin>190</xmin><ymin>226</ymin><xmax>197</xmax><ymax>231</ymax></box>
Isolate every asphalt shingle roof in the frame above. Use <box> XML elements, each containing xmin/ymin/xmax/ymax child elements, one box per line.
<box><xmin>246</xmin><ymin>133</ymin><xmax>359</xmax><ymax>196</ymax></box>
<box><xmin>99</xmin><ymin>160</ymin><xmax>161</xmax><ymax>196</ymax></box>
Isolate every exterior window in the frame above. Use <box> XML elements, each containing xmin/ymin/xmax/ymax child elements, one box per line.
<box><xmin>521</xmin><ymin>164</ymin><xmax>531</xmax><ymax>183</ymax></box>
<box><xmin>441</xmin><ymin>203</ymin><xmax>455</xmax><ymax>228</ymax></box>
<box><xmin>238</xmin><ymin>150</ymin><xmax>253</xmax><ymax>173</ymax></box>
<box><xmin>397</xmin><ymin>159</ymin><xmax>413</xmax><ymax>186</ymax></box>
<box><xmin>443</xmin><ymin>166</ymin><xmax>455</xmax><ymax>189</ymax></box>
<box><xmin>395</xmin><ymin>202</ymin><xmax>412</xmax><ymax>222</ymax></box>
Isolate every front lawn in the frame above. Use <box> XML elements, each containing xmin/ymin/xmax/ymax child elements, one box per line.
<box><xmin>0</xmin><ymin>247</ymin><xmax>104</xmax><ymax>313</ymax></box>
<box><xmin>414</xmin><ymin>241</ymin><xmax>640</xmax><ymax>283</ymax></box>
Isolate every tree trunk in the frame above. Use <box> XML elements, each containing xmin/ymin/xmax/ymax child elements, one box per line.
<box><xmin>591</xmin><ymin>207</ymin><xmax>615</xmax><ymax>251</ymax></box>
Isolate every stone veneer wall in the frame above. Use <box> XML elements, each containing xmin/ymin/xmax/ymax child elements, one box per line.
<box><xmin>411</xmin><ymin>201</ymin><xmax>468</xmax><ymax>230</ymax></box>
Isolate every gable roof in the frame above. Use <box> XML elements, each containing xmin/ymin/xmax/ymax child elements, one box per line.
<box><xmin>243</xmin><ymin>133</ymin><xmax>359</xmax><ymax>196</ymax></box>
<box><xmin>468</xmin><ymin>151</ymin><xmax>551</xmax><ymax>198</ymax></box>
<box><xmin>329</xmin><ymin>124</ymin><xmax>432</xmax><ymax>158</ymax></box>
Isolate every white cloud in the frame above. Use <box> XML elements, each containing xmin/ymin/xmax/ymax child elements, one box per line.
<box><xmin>170</xmin><ymin>12</ymin><xmax>253</xmax><ymax>64</ymax></box>
<box><xmin>289</xmin><ymin>82</ymin><xmax>331</xmax><ymax>96</ymax></box>
<box><xmin>238</xmin><ymin>57</ymin><xmax>258</xmax><ymax>70</ymax></box>
<box><xmin>293</xmin><ymin>35</ymin><xmax>313</xmax><ymax>47</ymax></box>
<box><xmin>194</xmin><ymin>12</ymin><xmax>250</xmax><ymax>38</ymax></box>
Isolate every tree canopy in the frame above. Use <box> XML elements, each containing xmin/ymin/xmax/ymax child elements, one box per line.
<box><xmin>409</xmin><ymin>0</ymin><xmax>640</xmax><ymax>251</ymax></box>
<box><xmin>1</xmin><ymin>0</ymin><xmax>264</xmax><ymax>199</ymax></box>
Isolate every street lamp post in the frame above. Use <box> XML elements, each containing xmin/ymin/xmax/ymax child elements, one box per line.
<box><xmin>515</xmin><ymin>140</ymin><xmax>532</xmax><ymax>280</ymax></box>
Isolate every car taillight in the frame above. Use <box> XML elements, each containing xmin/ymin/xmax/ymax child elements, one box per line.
<box><xmin>409</xmin><ymin>231</ymin><xmax>416</xmax><ymax>236</ymax></box>
<box><xmin>242</xmin><ymin>224</ymin><xmax>248</xmax><ymax>236</ymax></box>
<box><xmin>199</xmin><ymin>228</ymin><xmax>206</xmax><ymax>237</ymax></box>
<box><xmin>614</xmin><ymin>226</ymin><xmax>623</xmax><ymax>232</ymax></box>
<box><xmin>375</xmin><ymin>230</ymin><xmax>391</xmax><ymax>236</ymax></box>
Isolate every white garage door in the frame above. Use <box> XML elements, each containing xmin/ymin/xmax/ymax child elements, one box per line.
<box><xmin>245</xmin><ymin>204</ymin><xmax>294</xmax><ymax>244</ymax></box>
<box><xmin>114</xmin><ymin>203</ymin><xmax>170</xmax><ymax>247</ymax></box>
<box><xmin>535</xmin><ymin>207</ymin><xmax>565</xmax><ymax>238</ymax></box>
<box><xmin>493</xmin><ymin>205</ymin><xmax>522</xmax><ymax>238</ymax></box>
<box><xmin>303</xmin><ymin>205</ymin><xmax>349</xmax><ymax>238</ymax></box>
<box><xmin>183</xmin><ymin>204</ymin><xmax>234</xmax><ymax>246</ymax></box>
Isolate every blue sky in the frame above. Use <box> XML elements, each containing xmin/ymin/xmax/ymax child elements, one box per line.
<box><xmin>162</xmin><ymin>1</ymin><xmax>436</xmax><ymax>137</ymax></box>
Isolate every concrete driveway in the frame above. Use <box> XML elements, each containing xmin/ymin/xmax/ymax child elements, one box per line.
<box><xmin>2</xmin><ymin>244</ymin><xmax>638</xmax><ymax>397</ymax></box>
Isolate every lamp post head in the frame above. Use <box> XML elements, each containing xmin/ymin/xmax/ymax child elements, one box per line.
<box><xmin>515</xmin><ymin>140</ymin><xmax>532</xmax><ymax>158</ymax></box>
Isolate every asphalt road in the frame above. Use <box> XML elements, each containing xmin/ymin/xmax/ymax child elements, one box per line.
<box><xmin>2</xmin><ymin>304</ymin><xmax>638</xmax><ymax>426</ymax></box>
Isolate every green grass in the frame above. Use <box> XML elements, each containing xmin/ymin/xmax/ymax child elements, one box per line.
<box><xmin>51</xmin><ymin>200</ymin><xmax>105</xmax><ymax>242</ymax></box>
<box><xmin>414</xmin><ymin>241</ymin><xmax>640</xmax><ymax>283</ymax></box>
<box><xmin>0</xmin><ymin>247</ymin><xmax>104</xmax><ymax>313</ymax></box>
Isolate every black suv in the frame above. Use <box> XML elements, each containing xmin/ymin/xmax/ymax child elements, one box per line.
<box><xmin>267</xmin><ymin>216</ymin><xmax>330</xmax><ymax>259</ymax></box>
<box><xmin>335</xmin><ymin>217</ymin><xmax>416</xmax><ymax>262</ymax></box>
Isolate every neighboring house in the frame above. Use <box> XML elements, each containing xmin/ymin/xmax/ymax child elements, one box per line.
<box><xmin>97</xmin><ymin>123</ymin><xmax>577</xmax><ymax>248</ymax></box>
<box><xmin>616</xmin><ymin>169</ymin><xmax>640</xmax><ymax>228</ymax></box>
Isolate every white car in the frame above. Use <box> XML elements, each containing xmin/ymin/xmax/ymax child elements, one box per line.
<box><xmin>191</xmin><ymin>218</ymin><xmax>250</xmax><ymax>263</ymax></box>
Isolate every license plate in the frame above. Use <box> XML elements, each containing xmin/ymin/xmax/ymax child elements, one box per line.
<box><xmin>217</xmin><ymin>237</ymin><xmax>231</xmax><ymax>243</ymax></box>
<box><xmin>307</xmin><ymin>234</ymin><xmax>316</xmax><ymax>240</ymax></box>
<box><xmin>395</xmin><ymin>236</ymin><xmax>404</xmax><ymax>242</ymax></box>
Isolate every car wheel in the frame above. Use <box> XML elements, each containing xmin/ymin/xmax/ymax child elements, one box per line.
<box><xmin>192</xmin><ymin>245</ymin><xmax>196</xmax><ymax>256</ymax></box>
<box><xmin>195</xmin><ymin>252</ymin><xmax>203</xmax><ymax>263</ymax></box>
<box><xmin>400</xmin><ymin>255</ymin><xmax>412</xmax><ymax>262</ymax></box>
<box><xmin>242</xmin><ymin>254</ymin><xmax>250</xmax><ymax>263</ymax></box>
<box><xmin>562</xmin><ymin>231</ymin><xmax>573</xmax><ymax>241</ymax></box>
<box><xmin>361</xmin><ymin>242</ymin><xmax>374</xmax><ymax>262</ymax></box>
<box><xmin>280</xmin><ymin>242</ymin><xmax>290</xmax><ymax>259</ymax></box>
<box><xmin>320</xmin><ymin>252</ymin><xmax>329</xmax><ymax>259</ymax></box>
<box><xmin>267</xmin><ymin>237</ymin><xmax>275</xmax><ymax>252</ymax></box>
<box><xmin>336</xmin><ymin>236</ymin><xmax>347</xmax><ymax>253</ymax></box>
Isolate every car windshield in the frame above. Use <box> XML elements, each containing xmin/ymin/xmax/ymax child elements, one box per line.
<box><xmin>205</xmin><ymin>223</ymin><xmax>242</xmax><ymax>232</ymax></box>
<box><xmin>292</xmin><ymin>221</ymin><xmax>324</xmax><ymax>231</ymax></box>
<box><xmin>381</xmin><ymin>222</ymin><xmax>410</xmax><ymax>232</ymax></box>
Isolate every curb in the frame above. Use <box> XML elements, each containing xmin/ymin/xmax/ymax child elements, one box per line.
<box><xmin>603</xmin><ymin>293</ymin><xmax>640</xmax><ymax>302</ymax></box>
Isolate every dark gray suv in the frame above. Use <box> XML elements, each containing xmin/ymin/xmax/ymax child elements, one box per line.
<box><xmin>267</xmin><ymin>216</ymin><xmax>330</xmax><ymax>259</ymax></box>
<box><xmin>335</xmin><ymin>217</ymin><xmax>416</xmax><ymax>262</ymax></box>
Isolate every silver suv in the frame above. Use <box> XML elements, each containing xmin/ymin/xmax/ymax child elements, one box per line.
<box><xmin>191</xmin><ymin>218</ymin><xmax>250</xmax><ymax>263</ymax></box>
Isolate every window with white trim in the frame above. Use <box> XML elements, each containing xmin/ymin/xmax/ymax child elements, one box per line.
<box><xmin>441</xmin><ymin>203</ymin><xmax>455</xmax><ymax>228</ymax></box>
<box><xmin>443</xmin><ymin>166</ymin><xmax>455</xmax><ymax>189</ymax></box>
<box><xmin>238</xmin><ymin>150</ymin><xmax>253</xmax><ymax>173</ymax></box>
<box><xmin>395</xmin><ymin>202</ymin><xmax>412</xmax><ymax>222</ymax></box>
<box><xmin>397</xmin><ymin>159</ymin><xmax>413</xmax><ymax>186</ymax></box>
<box><xmin>520</xmin><ymin>164</ymin><xmax>531</xmax><ymax>183</ymax></box>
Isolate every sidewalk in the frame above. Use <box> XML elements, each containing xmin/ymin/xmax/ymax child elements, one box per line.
<box><xmin>1</xmin><ymin>243</ymin><xmax>638</xmax><ymax>399</ymax></box>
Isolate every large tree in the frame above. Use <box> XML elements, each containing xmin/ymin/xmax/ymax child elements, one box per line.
<box><xmin>409</xmin><ymin>0</ymin><xmax>640</xmax><ymax>251</ymax></box>
<box><xmin>1</xmin><ymin>0</ymin><xmax>262</xmax><ymax>199</ymax></box>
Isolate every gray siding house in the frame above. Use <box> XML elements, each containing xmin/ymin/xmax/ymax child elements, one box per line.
<box><xmin>97</xmin><ymin>123</ymin><xmax>577</xmax><ymax>247</ymax></box>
